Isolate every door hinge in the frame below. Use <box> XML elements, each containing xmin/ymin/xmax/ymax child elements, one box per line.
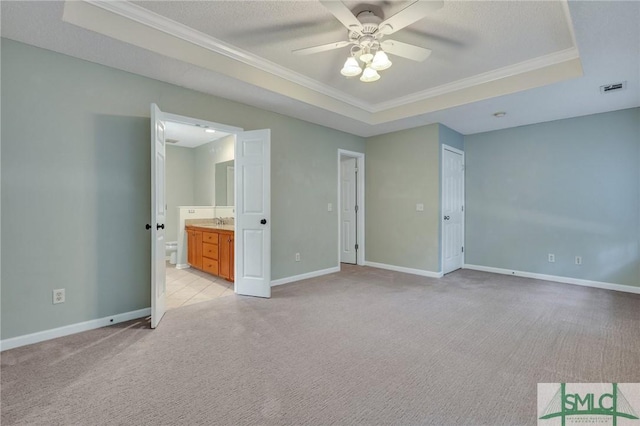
<box><xmin>355</xmin><ymin>244</ymin><xmax>359</xmax><ymax>250</ymax></box>
<box><xmin>461</xmin><ymin>205</ymin><xmax>464</xmax><ymax>212</ymax></box>
<box><xmin>462</xmin><ymin>246</ymin><xmax>464</xmax><ymax>253</ymax></box>
<box><xmin>355</xmin><ymin>205</ymin><xmax>359</xmax><ymax>213</ymax></box>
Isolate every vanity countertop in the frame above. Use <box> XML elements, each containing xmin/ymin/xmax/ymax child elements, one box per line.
<box><xmin>186</xmin><ymin>224</ymin><xmax>235</xmax><ymax>232</ymax></box>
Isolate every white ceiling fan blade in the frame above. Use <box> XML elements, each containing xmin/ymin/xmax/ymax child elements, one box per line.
<box><xmin>378</xmin><ymin>0</ymin><xmax>444</xmax><ymax>35</ymax></box>
<box><xmin>319</xmin><ymin>0</ymin><xmax>363</xmax><ymax>35</ymax></box>
<box><xmin>380</xmin><ymin>40</ymin><xmax>432</xmax><ymax>62</ymax></box>
<box><xmin>292</xmin><ymin>41</ymin><xmax>352</xmax><ymax>55</ymax></box>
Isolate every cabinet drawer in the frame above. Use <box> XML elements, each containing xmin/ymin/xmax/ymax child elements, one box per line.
<box><xmin>202</xmin><ymin>232</ymin><xmax>218</xmax><ymax>244</ymax></box>
<box><xmin>202</xmin><ymin>242</ymin><xmax>218</xmax><ymax>260</ymax></box>
<box><xmin>202</xmin><ymin>258</ymin><xmax>219</xmax><ymax>275</ymax></box>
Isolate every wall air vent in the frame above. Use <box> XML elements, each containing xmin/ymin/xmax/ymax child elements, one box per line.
<box><xmin>166</xmin><ymin>138</ymin><xmax>180</xmax><ymax>144</ymax></box>
<box><xmin>600</xmin><ymin>81</ymin><xmax>627</xmax><ymax>94</ymax></box>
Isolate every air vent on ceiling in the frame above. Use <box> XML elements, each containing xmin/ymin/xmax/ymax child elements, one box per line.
<box><xmin>166</xmin><ymin>138</ymin><xmax>179</xmax><ymax>144</ymax></box>
<box><xmin>600</xmin><ymin>81</ymin><xmax>627</xmax><ymax>94</ymax></box>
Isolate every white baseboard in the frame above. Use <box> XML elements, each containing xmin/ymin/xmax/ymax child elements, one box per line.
<box><xmin>271</xmin><ymin>266</ymin><xmax>340</xmax><ymax>287</ymax></box>
<box><xmin>364</xmin><ymin>261</ymin><xmax>443</xmax><ymax>278</ymax></box>
<box><xmin>463</xmin><ymin>264</ymin><xmax>640</xmax><ymax>295</ymax></box>
<box><xmin>0</xmin><ymin>308</ymin><xmax>151</xmax><ymax>352</ymax></box>
<box><xmin>175</xmin><ymin>264</ymin><xmax>190</xmax><ymax>270</ymax></box>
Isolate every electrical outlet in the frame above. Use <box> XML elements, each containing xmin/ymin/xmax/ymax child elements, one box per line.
<box><xmin>295</xmin><ymin>253</ymin><xmax>301</xmax><ymax>262</ymax></box>
<box><xmin>575</xmin><ymin>256</ymin><xmax>582</xmax><ymax>265</ymax></box>
<box><xmin>548</xmin><ymin>253</ymin><xmax>555</xmax><ymax>263</ymax></box>
<box><xmin>53</xmin><ymin>289</ymin><xmax>65</xmax><ymax>304</ymax></box>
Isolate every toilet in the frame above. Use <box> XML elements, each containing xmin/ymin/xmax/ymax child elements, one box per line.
<box><xmin>166</xmin><ymin>241</ymin><xmax>178</xmax><ymax>264</ymax></box>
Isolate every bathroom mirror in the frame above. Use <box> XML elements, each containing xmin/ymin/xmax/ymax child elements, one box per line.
<box><xmin>215</xmin><ymin>160</ymin><xmax>235</xmax><ymax>207</ymax></box>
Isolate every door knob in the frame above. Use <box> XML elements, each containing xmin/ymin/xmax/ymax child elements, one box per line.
<box><xmin>444</xmin><ymin>216</ymin><xmax>450</xmax><ymax>220</ymax></box>
<box><xmin>260</xmin><ymin>219</ymin><xmax>267</xmax><ymax>225</ymax></box>
<box><xmin>157</xmin><ymin>223</ymin><xmax>165</xmax><ymax>230</ymax></box>
<box><xmin>145</xmin><ymin>224</ymin><xmax>151</xmax><ymax>230</ymax></box>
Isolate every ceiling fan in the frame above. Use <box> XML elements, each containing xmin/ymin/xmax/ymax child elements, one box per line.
<box><xmin>293</xmin><ymin>0</ymin><xmax>444</xmax><ymax>82</ymax></box>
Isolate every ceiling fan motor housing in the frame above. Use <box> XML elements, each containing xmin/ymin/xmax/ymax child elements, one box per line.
<box><xmin>349</xmin><ymin>10</ymin><xmax>383</xmax><ymax>39</ymax></box>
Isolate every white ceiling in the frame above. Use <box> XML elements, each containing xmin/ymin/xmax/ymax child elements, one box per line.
<box><xmin>164</xmin><ymin>121</ymin><xmax>230</xmax><ymax>149</ymax></box>
<box><xmin>1</xmin><ymin>1</ymin><xmax>638</xmax><ymax>136</ymax></box>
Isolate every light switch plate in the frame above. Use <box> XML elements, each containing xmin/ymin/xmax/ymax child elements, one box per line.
<box><xmin>416</xmin><ymin>203</ymin><xmax>424</xmax><ymax>212</ymax></box>
<box><xmin>328</xmin><ymin>203</ymin><xmax>333</xmax><ymax>212</ymax></box>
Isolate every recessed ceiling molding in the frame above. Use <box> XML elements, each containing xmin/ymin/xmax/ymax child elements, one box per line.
<box><xmin>370</xmin><ymin>47</ymin><xmax>580</xmax><ymax>112</ymax></box>
<box><xmin>372</xmin><ymin>57</ymin><xmax>583</xmax><ymax>124</ymax></box>
<box><xmin>560</xmin><ymin>0</ymin><xmax>579</xmax><ymax>50</ymax></box>
<box><xmin>65</xmin><ymin>0</ymin><xmax>584</xmax><ymax>127</ymax></box>
<box><xmin>62</xmin><ymin>0</ymin><xmax>372</xmax><ymax>122</ymax></box>
<box><xmin>84</xmin><ymin>0</ymin><xmax>374</xmax><ymax>112</ymax></box>
<box><xmin>79</xmin><ymin>0</ymin><xmax>582</xmax><ymax>118</ymax></box>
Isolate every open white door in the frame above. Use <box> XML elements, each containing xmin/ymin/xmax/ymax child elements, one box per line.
<box><xmin>442</xmin><ymin>146</ymin><xmax>464</xmax><ymax>274</ymax></box>
<box><xmin>235</xmin><ymin>129</ymin><xmax>271</xmax><ymax>298</ymax></box>
<box><xmin>340</xmin><ymin>157</ymin><xmax>357</xmax><ymax>264</ymax></box>
<box><xmin>150</xmin><ymin>104</ymin><xmax>167</xmax><ymax>328</ymax></box>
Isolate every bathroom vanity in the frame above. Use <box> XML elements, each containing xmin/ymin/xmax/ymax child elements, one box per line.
<box><xmin>185</xmin><ymin>224</ymin><xmax>234</xmax><ymax>282</ymax></box>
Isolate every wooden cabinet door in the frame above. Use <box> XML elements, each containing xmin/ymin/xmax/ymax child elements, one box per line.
<box><xmin>194</xmin><ymin>230</ymin><xmax>203</xmax><ymax>269</ymax></box>
<box><xmin>219</xmin><ymin>233</ymin><xmax>230</xmax><ymax>280</ymax></box>
<box><xmin>187</xmin><ymin>230</ymin><xmax>196</xmax><ymax>266</ymax></box>
<box><xmin>187</xmin><ymin>230</ymin><xmax>202</xmax><ymax>267</ymax></box>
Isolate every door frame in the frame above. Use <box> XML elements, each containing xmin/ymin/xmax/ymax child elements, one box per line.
<box><xmin>161</xmin><ymin>112</ymin><xmax>243</xmax><ymax>283</ymax></box>
<box><xmin>337</xmin><ymin>149</ymin><xmax>365</xmax><ymax>266</ymax></box>
<box><xmin>440</xmin><ymin>144</ymin><xmax>465</xmax><ymax>274</ymax></box>
<box><xmin>153</xmin><ymin>108</ymin><xmax>247</xmax><ymax>301</ymax></box>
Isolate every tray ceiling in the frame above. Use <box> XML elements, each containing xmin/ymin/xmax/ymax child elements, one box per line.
<box><xmin>1</xmin><ymin>1</ymin><xmax>638</xmax><ymax>136</ymax></box>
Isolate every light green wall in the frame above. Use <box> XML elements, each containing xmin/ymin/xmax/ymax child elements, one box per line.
<box><xmin>165</xmin><ymin>146</ymin><xmax>195</xmax><ymax>242</ymax></box>
<box><xmin>365</xmin><ymin>124</ymin><xmax>441</xmax><ymax>272</ymax></box>
<box><xmin>464</xmin><ymin>108</ymin><xmax>640</xmax><ymax>287</ymax></box>
<box><xmin>1</xmin><ymin>39</ymin><xmax>365</xmax><ymax>339</ymax></box>
<box><xmin>364</xmin><ymin>123</ymin><xmax>463</xmax><ymax>273</ymax></box>
<box><xmin>193</xmin><ymin>142</ymin><xmax>215</xmax><ymax>206</ymax></box>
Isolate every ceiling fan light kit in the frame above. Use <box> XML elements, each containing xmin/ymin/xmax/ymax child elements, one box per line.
<box><xmin>360</xmin><ymin>66</ymin><xmax>381</xmax><ymax>83</ymax></box>
<box><xmin>293</xmin><ymin>0</ymin><xmax>442</xmax><ymax>83</ymax></box>
<box><xmin>371</xmin><ymin>50</ymin><xmax>392</xmax><ymax>71</ymax></box>
<box><xmin>340</xmin><ymin>56</ymin><xmax>362</xmax><ymax>76</ymax></box>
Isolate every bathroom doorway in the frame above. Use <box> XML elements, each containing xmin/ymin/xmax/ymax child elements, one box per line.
<box><xmin>163</xmin><ymin>119</ymin><xmax>238</xmax><ymax>310</ymax></box>
<box><xmin>150</xmin><ymin>105</ymin><xmax>272</xmax><ymax>328</ymax></box>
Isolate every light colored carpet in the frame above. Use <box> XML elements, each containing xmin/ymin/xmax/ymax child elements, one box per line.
<box><xmin>2</xmin><ymin>266</ymin><xmax>640</xmax><ymax>425</ymax></box>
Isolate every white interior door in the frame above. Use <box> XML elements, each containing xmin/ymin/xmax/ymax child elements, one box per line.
<box><xmin>150</xmin><ymin>104</ymin><xmax>167</xmax><ymax>328</ymax></box>
<box><xmin>235</xmin><ymin>130</ymin><xmax>271</xmax><ymax>298</ymax></box>
<box><xmin>340</xmin><ymin>157</ymin><xmax>357</xmax><ymax>264</ymax></box>
<box><xmin>442</xmin><ymin>146</ymin><xmax>464</xmax><ymax>274</ymax></box>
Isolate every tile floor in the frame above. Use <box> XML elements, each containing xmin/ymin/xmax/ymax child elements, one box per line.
<box><xmin>166</xmin><ymin>262</ymin><xmax>234</xmax><ymax>309</ymax></box>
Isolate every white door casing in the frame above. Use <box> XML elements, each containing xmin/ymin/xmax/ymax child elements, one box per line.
<box><xmin>235</xmin><ymin>130</ymin><xmax>271</xmax><ymax>298</ymax></box>
<box><xmin>442</xmin><ymin>145</ymin><xmax>464</xmax><ymax>274</ymax></box>
<box><xmin>150</xmin><ymin>104</ymin><xmax>167</xmax><ymax>328</ymax></box>
<box><xmin>340</xmin><ymin>157</ymin><xmax>357</xmax><ymax>264</ymax></box>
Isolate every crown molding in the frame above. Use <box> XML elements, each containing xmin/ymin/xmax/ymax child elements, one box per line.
<box><xmin>86</xmin><ymin>0</ymin><xmax>375</xmax><ymax>112</ymax></box>
<box><xmin>84</xmin><ymin>0</ymin><xmax>581</xmax><ymax>120</ymax></box>
<box><xmin>370</xmin><ymin>47</ymin><xmax>580</xmax><ymax>112</ymax></box>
